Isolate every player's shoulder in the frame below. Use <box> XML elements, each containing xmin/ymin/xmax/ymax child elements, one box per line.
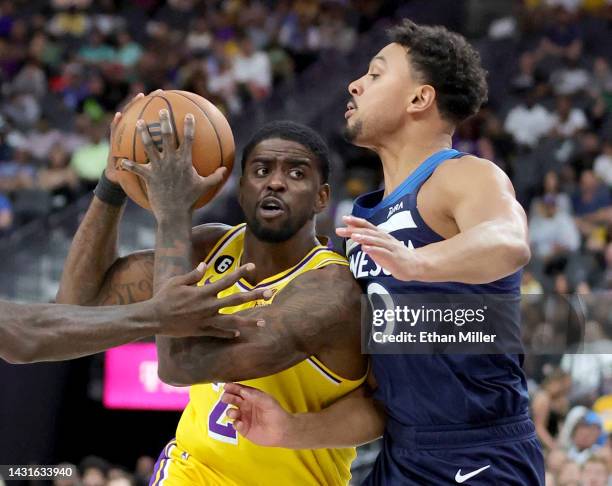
<box><xmin>191</xmin><ymin>223</ymin><xmax>234</xmax><ymax>262</ymax></box>
<box><xmin>300</xmin><ymin>262</ymin><xmax>361</xmax><ymax>298</ymax></box>
<box><xmin>432</xmin><ymin>154</ymin><xmax>513</xmax><ymax>193</ymax></box>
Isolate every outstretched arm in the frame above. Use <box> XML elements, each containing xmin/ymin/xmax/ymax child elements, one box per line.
<box><xmin>221</xmin><ymin>373</ymin><xmax>385</xmax><ymax>448</ymax></box>
<box><xmin>1</xmin><ymin>265</ymin><xmax>270</xmax><ymax>364</ymax></box>
<box><xmin>339</xmin><ymin>156</ymin><xmax>530</xmax><ymax>284</ymax></box>
<box><xmin>0</xmin><ymin>300</ymin><xmax>158</xmax><ymax>363</ymax></box>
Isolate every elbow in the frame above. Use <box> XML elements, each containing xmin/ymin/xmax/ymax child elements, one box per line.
<box><xmin>507</xmin><ymin>240</ymin><xmax>531</xmax><ymax>271</ymax></box>
<box><xmin>157</xmin><ymin>360</ymin><xmax>194</xmax><ymax>387</ymax></box>
<box><xmin>157</xmin><ymin>354</ymin><xmax>215</xmax><ymax>387</ymax></box>
<box><xmin>2</xmin><ymin>342</ymin><xmax>39</xmax><ymax>365</ymax></box>
<box><xmin>495</xmin><ymin>221</ymin><xmax>530</xmax><ymax>273</ymax></box>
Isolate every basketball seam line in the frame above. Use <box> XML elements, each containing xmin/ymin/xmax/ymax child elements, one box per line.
<box><xmin>170</xmin><ymin>91</ymin><xmax>225</xmax><ymax>166</ymax></box>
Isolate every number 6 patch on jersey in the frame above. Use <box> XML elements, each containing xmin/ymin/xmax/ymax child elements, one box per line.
<box><xmin>207</xmin><ymin>383</ymin><xmax>238</xmax><ymax>445</ymax></box>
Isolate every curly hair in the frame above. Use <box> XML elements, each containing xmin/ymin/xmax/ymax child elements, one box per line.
<box><xmin>388</xmin><ymin>19</ymin><xmax>488</xmax><ymax>124</ymax></box>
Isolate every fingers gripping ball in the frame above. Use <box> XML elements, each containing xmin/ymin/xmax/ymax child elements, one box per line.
<box><xmin>111</xmin><ymin>90</ymin><xmax>235</xmax><ymax>209</ymax></box>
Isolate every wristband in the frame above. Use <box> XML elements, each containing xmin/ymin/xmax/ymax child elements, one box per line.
<box><xmin>93</xmin><ymin>171</ymin><xmax>127</xmax><ymax>206</ymax></box>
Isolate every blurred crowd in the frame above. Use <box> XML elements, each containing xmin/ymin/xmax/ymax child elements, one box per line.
<box><xmin>0</xmin><ymin>0</ymin><xmax>386</xmax><ymax>236</ymax></box>
<box><xmin>0</xmin><ymin>0</ymin><xmax>611</xmax><ymax>484</ymax></box>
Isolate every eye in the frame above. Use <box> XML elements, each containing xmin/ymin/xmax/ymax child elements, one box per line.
<box><xmin>254</xmin><ymin>166</ymin><xmax>268</xmax><ymax>177</ymax></box>
<box><xmin>289</xmin><ymin>168</ymin><xmax>304</xmax><ymax>179</ymax></box>
<box><xmin>368</xmin><ymin>73</ymin><xmax>379</xmax><ymax>79</ymax></box>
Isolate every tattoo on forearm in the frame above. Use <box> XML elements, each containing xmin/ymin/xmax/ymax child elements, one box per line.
<box><xmin>154</xmin><ymin>231</ymin><xmax>192</xmax><ymax>293</ymax></box>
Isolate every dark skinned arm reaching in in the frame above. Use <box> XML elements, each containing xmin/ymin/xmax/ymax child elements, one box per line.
<box><xmin>0</xmin><ymin>264</ymin><xmax>259</xmax><ymax>364</ymax></box>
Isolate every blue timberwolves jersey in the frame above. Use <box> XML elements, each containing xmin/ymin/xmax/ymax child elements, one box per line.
<box><xmin>348</xmin><ymin>149</ymin><xmax>529</xmax><ymax>426</ymax></box>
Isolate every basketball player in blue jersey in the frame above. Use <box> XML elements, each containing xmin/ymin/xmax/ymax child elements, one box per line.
<box><xmin>222</xmin><ymin>19</ymin><xmax>545</xmax><ymax>485</ymax></box>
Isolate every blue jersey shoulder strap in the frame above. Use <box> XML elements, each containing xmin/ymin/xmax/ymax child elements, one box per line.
<box><xmin>395</xmin><ymin>148</ymin><xmax>465</xmax><ymax>196</ymax></box>
<box><xmin>352</xmin><ymin>149</ymin><xmax>466</xmax><ymax>218</ymax></box>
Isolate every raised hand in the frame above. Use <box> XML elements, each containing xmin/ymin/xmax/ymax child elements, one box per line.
<box><xmin>221</xmin><ymin>383</ymin><xmax>295</xmax><ymax>447</ymax></box>
<box><xmin>105</xmin><ymin>92</ymin><xmax>145</xmax><ymax>184</ymax></box>
<box><xmin>120</xmin><ymin>109</ymin><xmax>226</xmax><ymax>218</ymax></box>
<box><xmin>153</xmin><ymin>263</ymin><xmax>271</xmax><ymax>339</ymax></box>
<box><xmin>336</xmin><ymin>215</ymin><xmax>418</xmax><ymax>281</ymax></box>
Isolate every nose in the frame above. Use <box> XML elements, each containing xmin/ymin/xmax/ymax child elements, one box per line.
<box><xmin>348</xmin><ymin>77</ymin><xmax>363</xmax><ymax>97</ymax></box>
<box><xmin>266</xmin><ymin>168</ymin><xmax>287</xmax><ymax>192</ymax></box>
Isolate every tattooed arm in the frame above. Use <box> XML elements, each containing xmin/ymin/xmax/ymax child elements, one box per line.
<box><xmin>55</xmin><ymin>195</ymin><xmax>229</xmax><ymax>307</ymax></box>
<box><xmin>157</xmin><ymin>264</ymin><xmax>364</xmax><ymax>386</ymax></box>
<box><xmin>55</xmin><ymin>196</ymin><xmax>156</xmax><ymax>306</ymax></box>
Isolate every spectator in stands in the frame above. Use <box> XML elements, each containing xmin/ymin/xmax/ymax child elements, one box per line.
<box><xmin>556</xmin><ymin>458</ymin><xmax>582</xmax><ymax>485</ymax></box>
<box><xmin>572</xmin><ymin>170</ymin><xmax>612</xmax><ymax>246</ymax></box>
<box><xmin>79</xmin><ymin>455</ymin><xmax>109</xmax><ymax>486</ymax></box>
<box><xmin>504</xmin><ymin>89</ymin><xmax>555</xmax><ymax>148</ymax></box>
<box><xmin>134</xmin><ymin>456</ymin><xmax>155</xmax><ymax>486</ymax></box>
<box><xmin>533</xmin><ymin>369</ymin><xmax>572</xmax><ymax>450</ymax></box>
<box><xmin>2</xmin><ymin>90</ymin><xmax>41</xmax><ymax>131</ymax></box>
<box><xmin>208</xmin><ymin>54</ymin><xmax>242</xmax><ymax>115</ymax></box>
<box><xmin>0</xmin><ymin>191</ymin><xmax>12</xmax><ymax>236</ymax></box>
<box><xmin>550</xmin><ymin>95</ymin><xmax>588</xmax><ymax>139</ymax></box>
<box><xmin>38</xmin><ymin>143</ymin><xmax>78</xmax><ymax>209</ymax></box>
<box><xmin>69</xmin><ymin>119</ymin><xmax>108</xmax><ymax>192</ymax></box>
<box><xmin>52</xmin><ymin>462</ymin><xmax>80</xmax><ymax>486</ymax></box>
<box><xmin>11</xmin><ymin>57</ymin><xmax>47</xmax><ymax>100</ymax></box>
<box><xmin>546</xmin><ymin>448</ymin><xmax>569</xmax><ymax>479</ymax></box>
<box><xmin>550</xmin><ymin>55</ymin><xmax>591</xmax><ymax>97</ymax></box>
<box><xmin>567</xmin><ymin>411</ymin><xmax>604</xmax><ymax>464</ymax></box>
<box><xmin>48</xmin><ymin>4</ymin><xmax>91</xmax><ymax>39</ymax></box>
<box><xmin>531</xmin><ymin>171</ymin><xmax>573</xmax><ymax>217</ymax></box>
<box><xmin>56</xmin><ymin>62</ymin><xmax>89</xmax><ymax>111</ymax></box>
<box><xmin>78</xmin><ymin>29</ymin><xmax>115</xmax><ymax>65</ymax></box>
<box><xmin>581</xmin><ymin>455</ymin><xmax>609</xmax><ymax>486</ymax></box>
<box><xmin>185</xmin><ymin>17</ymin><xmax>213</xmax><ymax>57</ymax></box>
<box><xmin>25</xmin><ymin>117</ymin><xmax>66</xmax><ymax>161</ymax></box>
<box><xmin>535</xmin><ymin>4</ymin><xmax>582</xmax><ymax>61</ymax></box>
<box><xmin>591</xmin><ymin>57</ymin><xmax>612</xmax><ymax>98</ymax></box>
<box><xmin>115</xmin><ymin>30</ymin><xmax>142</xmax><ymax>68</ymax></box>
<box><xmin>529</xmin><ymin>194</ymin><xmax>581</xmax><ymax>273</ymax></box>
<box><xmin>0</xmin><ymin>148</ymin><xmax>36</xmax><ymax>193</ymax></box>
<box><xmin>233</xmin><ymin>34</ymin><xmax>272</xmax><ymax>103</ymax></box>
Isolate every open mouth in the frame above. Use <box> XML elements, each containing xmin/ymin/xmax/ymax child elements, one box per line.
<box><xmin>258</xmin><ymin>197</ymin><xmax>286</xmax><ymax>219</ymax></box>
<box><xmin>345</xmin><ymin>101</ymin><xmax>356</xmax><ymax>119</ymax></box>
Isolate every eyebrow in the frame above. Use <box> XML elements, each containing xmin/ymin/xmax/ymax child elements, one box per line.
<box><xmin>285</xmin><ymin>158</ymin><xmax>312</xmax><ymax>166</ymax></box>
<box><xmin>248</xmin><ymin>156</ymin><xmax>312</xmax><ymax>166</ymax></box>
<box><xmin>369</xmin><ymin>55</ymin><xmax>387</xmax><ymax>68</ymax></box>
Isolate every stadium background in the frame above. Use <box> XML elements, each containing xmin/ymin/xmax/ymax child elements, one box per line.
<box><xmin>0</xmin><ymin>0</ymin><xmax>611</xmax><ymax>484</ymax></box>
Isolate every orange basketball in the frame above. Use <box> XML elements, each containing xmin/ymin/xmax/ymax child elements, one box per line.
<box><xmin>110</xmin><ymin>90</ymin><xmax>235</xmax><ymax>210</ymax></box>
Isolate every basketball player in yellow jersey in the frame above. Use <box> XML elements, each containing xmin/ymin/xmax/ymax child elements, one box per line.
<box><xmin>58</xmin><ymin>113</ymin><xmax>367</xmax><ymax>485</ymax></box>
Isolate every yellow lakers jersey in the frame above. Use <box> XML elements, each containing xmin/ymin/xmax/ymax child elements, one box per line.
<box><xmin>175</xmin><ymin>224</ymin><xmax>366</xmax><ymax>486</ymax></box>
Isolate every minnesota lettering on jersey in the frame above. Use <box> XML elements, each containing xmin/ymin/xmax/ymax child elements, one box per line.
<box><xmin>347</xmin><ymin>208</ymin><xmax>415</xmax><ymax>280</ymax></box>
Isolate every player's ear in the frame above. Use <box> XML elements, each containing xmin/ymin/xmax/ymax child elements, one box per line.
<box><xmin>314</xmin><ymin>183</ymin><xmax>330</xmax><ymax>214</ymax></box>
<box><xmin>406</xmin><ymin>85</ymin><xmax>436</xmax><ymax>115</ymax></box>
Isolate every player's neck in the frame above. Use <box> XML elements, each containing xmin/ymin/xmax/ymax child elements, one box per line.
<box><xmin>376</xmin><ymin>126</ymin><xmax>453</xmax><ymax>198</ymax></box>
<box><xmin>241</xmin><ymin>224</ymin><xmax>319</xmax><ymax>285</ymax></box>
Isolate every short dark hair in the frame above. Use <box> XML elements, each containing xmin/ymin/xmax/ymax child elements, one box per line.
<box><xmin>388</xmin><ymin>19</ymin><xmax>488</xmax><ymax>124</ymax></box>
<box><xmin>241</xmin><ymin>120</ymin><xmax>330</xmax><ymax>183</ymax></box>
